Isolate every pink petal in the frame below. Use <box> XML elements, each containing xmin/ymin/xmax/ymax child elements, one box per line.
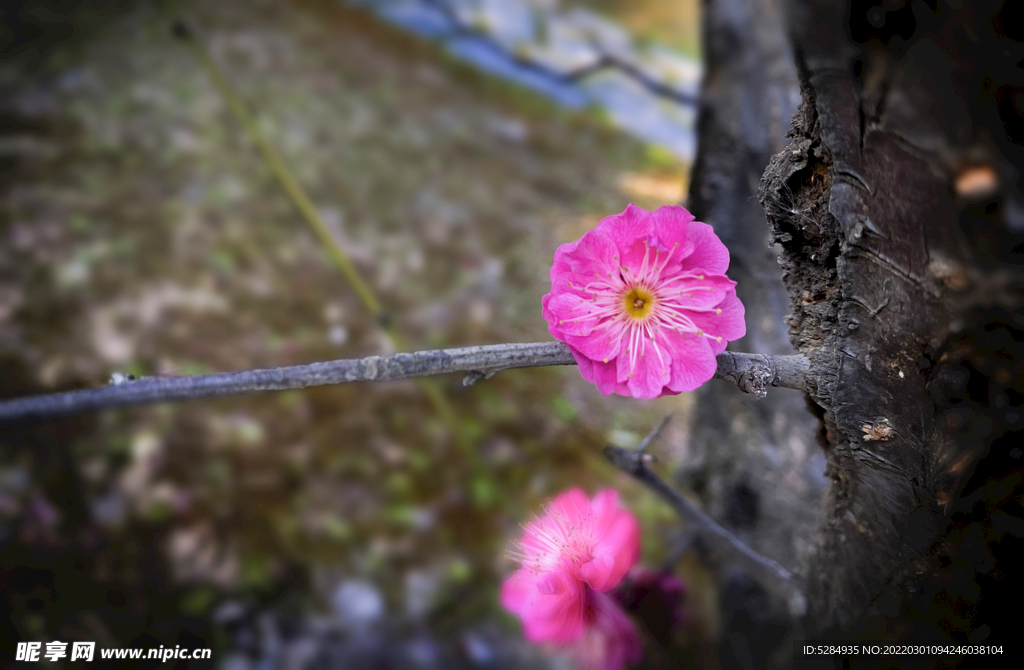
<box><xmin>616</xmin><ymin>238</ymin><xmax>653</xmax><ymax>284</ymax></box>
<box><xmin>567</xmin><ymin>591</ymin><xmax>642</xmax><ymax>670</ymax></box>
<box><xmin>596</xmin><ymin>204</ymin><xmax>654</xmax><ymax>251</ymax></box>
<box><xmin>537</xmin><ymin>571</ymin><xmax>567</xmax><ymax>595</ymax></box>
<box><xmin>678</xmin><ymin>221</ymin><xmax>730</xmax><ymax>275</ymax></box>
<box><xmin>657</xmin><ymin>274</ymin><xmax>737</xmax><ymax>310</ymax></box>
<box><xmin>580</xmin><ymin>554</ymin><xmax>616</xmax><ymax>592</ymax></box>
<box><xmin>593</xmin><ymin>592</ymin><xmax>643</xmax><ymax>670</ymax></box>
<box><xmin>566</xmin><ymin>320</ymin><xmax>627</xmax><ymax>364</ymax></box>
<box><xmin>708</xmin><ymin>332</ymin><xmax>729</xmax><ymax>356</ymax></box>
<box><xmin>543</xmin><ymin>292</ymin><xmax>605</xmax><ymax>340</ymax></box>
<box><xmin>555</xmin><ymin>227</ymin><xmax>620</xmax><ymax>282</ymax></box>
<box><xmin>662</xmin><ymin>330</ymin><xmax>719</xmax><ymax>393</ymax></box>
<box><xmin>617</xmin><ymin>333</ymin><xmax>672</xmax><ymax>399</ymax></box>
<box><xmin>501</xmin><ymin>569</ymin><xmax>537</xmax><ymax>615</ymax></box>
<box><xmin>541</xmin><ymin>292</ymin><xmax>555</xmax><ymax>322</ymax></box>
<box><xmin>650</xmin><ymin>205</ymin><xmax>697</xmax><ymax>256</ymax></box>
<box><xmin>585</xmin><ymin>512</ymin><xmax>641</xmax><ymax>591</ymax></box>
<box><xmin>598</xmin><ymin>205</ymin><xmax>657</xmax><ymax>274</ymax></box>
<box><xmin>548</xmin><ymin>488</ymin><xmax>593</xmax><ymax>529</ymax></box>
<box><xmin>548</xmin><ymin>266</ymin><xmax>592</xmax><ymax>301</ymax></box>
<box><xmin>589</xmin><ymin>490</ymin><xmax>620</xmax><ymax>518</ymax></box>
<box><xmin>687</xmin><ymin>289</ymin><xmax>746</xmax><ymax>344</ymax></box>
<box><xmin>521</xmin><ymin>572</ymin><xmax>587</xmax><ymax>643</ymax></box>
<box><xmin>545</xmin><ymin>229</ymin><xmax>620</xmax><ymax>313</ymax></box>
<box><xmin>574</xmin><ymin>352</ymin><xmax>631</xmax><ymax>396</ymax></box>
<box><xmin>604</xmin><ymin>510</ymin><xmax>642</xmax><ymax>566</ymax></box>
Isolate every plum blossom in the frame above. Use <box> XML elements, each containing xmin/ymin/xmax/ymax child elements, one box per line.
<box><xmin>500</xmin><ymin>489</ymin><xmax>640</xmax><ymax>644</ymax></box>
<box><xmin>542</xmin><ymin>204</ymin><xmax>746</xmax><ymax>398</ymax></box>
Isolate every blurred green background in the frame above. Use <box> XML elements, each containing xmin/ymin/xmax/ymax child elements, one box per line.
<box><xmin>1</xmin><ymin>0</ymin><xmax>713</xmax><ymax>667</ymax></box>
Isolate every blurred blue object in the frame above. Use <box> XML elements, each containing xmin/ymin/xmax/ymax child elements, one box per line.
<box><xmin>350</xmin><ymin>0</ymin><xmax>699</xmax><ymax>159</ymax></box>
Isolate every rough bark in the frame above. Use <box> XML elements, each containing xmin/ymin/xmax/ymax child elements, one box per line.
<box><xmin>683</xmin><ymin>0</ymin><xmax>827</xmax><ymax>663</ymax></box>
<box><xmin>761</xmin><ymin>0</ymin><xmax>1024</xmax><ymax>646</ymax></box>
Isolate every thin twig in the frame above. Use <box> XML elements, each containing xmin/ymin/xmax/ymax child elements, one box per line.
<box><xmin>604</xmin><ymin>417</ymin><xmax>807</xmax><ymax>617</ymax></box>
<box><xmin>636</xmin><ymin>413</ymin><xmax>673</xmax><ymax>455</ymax></box>
<box><xmin>0</xmin><ymin>343</ymin><xmax>808</xmax><ymax>422</ymax></box>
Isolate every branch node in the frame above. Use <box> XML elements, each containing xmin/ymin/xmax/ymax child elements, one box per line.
<box><xmin>462</xmin><ymin>369</ymin><xmax>502</xmax><ymax>387</ymax></box>
<box><xmin>462</xmin><ymin>371</ymin><xmax>486</xmax><ymax>387</ymax></box>
<box><xmin>109</xmin><ymin>372</ymin><xmax>138</xmax><ymax>386</ymax></box>
<box><xmin>603</xmin><ymin>444</ymin><xmax>643</xmax><ymax>475</ymax></box>
<box><xmin>737</xmin><ymin>358</ymin><xmax>773</xmax><ymax>398</ymax></box>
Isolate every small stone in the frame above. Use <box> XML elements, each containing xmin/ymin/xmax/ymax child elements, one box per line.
<box><xmin>332</xmin><ymin>580</ymin><xmax>384</xmax><ymax>631</ymax></box>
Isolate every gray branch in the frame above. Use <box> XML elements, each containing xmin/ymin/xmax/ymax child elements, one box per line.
<box><xmin>713</xmin><ymin>350</ymin><xmax>810</xmax><ymax>398</ymax></box>
<box><xmin>0</xmin><ymin>342</ymin><xmax>807</xmax><ymax>422</ymax></box>
<box><xmin>604</xmin><ymin>416</ymin><xmax>807</xmax><ymax>617</ymax></box>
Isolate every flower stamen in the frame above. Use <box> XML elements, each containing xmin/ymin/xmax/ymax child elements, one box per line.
<box><xmin>623</xmin><ymin>287</ymin><xmax>654</xmax><ymax>320</ymax></box>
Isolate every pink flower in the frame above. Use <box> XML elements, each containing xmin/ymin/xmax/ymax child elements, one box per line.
<box><xmin>566</xmin><ymin>591</ymin><xmax>642</xmax><ymax>670</ymax></box>
<box><xmin>501</xmin><ymin>489</ymin><xmax>640</xmax><ymax>644</ymax></box>
<box><xmin>542</xmin><ymin>204</ymin><xmax>746</xmax><ymax>398</ymax></box>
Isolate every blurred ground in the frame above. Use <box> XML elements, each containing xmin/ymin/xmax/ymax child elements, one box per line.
<box><xmin>1</xmin><ymin>0</ymin><xmax>709</xmax><ymax>666</ymax></box>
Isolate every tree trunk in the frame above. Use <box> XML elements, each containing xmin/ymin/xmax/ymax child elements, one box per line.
<box><xmin>684</xmin><ymin>0</ymin><xmax>826</xmax><ymax>664</ymax></box>
<box><xmin>757</xmin><ymin>0</ymin><xmax>1024</xmax><ymax>648</ymax></box>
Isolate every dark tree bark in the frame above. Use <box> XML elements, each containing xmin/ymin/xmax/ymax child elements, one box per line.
<box><xmin>755</xmin><ymin>0</ymin><xmax>1024</xmax><ymax>650</ymax></box>
<box><xmin>687</xmin><ymin>0</ymin><xmax>1024</xmax><ymax>660</ymax></box>
<box><xmin>684</xmin><ymin>0</ymin><xmax>826</xmax><ymax>664</ymax></box>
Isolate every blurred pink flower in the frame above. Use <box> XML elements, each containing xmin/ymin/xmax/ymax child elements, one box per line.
<box><xmin>501</xmin><ymin>489</ymin><xmax>640</xmax><ymax>644</ymax></box>
<box><xmin>542</xmin><ymin>203</ymin><xmax>745</xmax><ymax>398</ymax></box>
<box><xmin>566</xmin><ymin>591</ymin><xmax>642</xmax><ymax>670</ymax></box>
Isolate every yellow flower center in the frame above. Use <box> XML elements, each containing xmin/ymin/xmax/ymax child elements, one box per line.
<box><xmin>624</xmin><ymin>287</ymin><xmax>654</xmax><ymax>319</ymax></box>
